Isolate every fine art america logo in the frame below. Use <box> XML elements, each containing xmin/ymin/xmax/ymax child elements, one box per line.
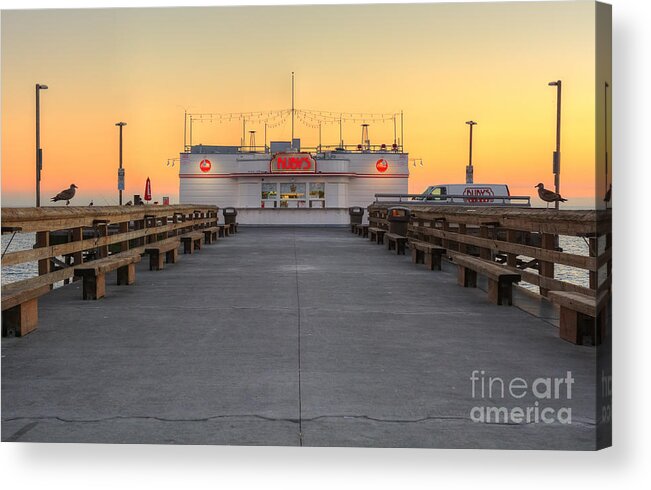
<box><xmin>470</xmin><ymin>370</ymin><xmax>574</xmax><ymax>425</ymax></box>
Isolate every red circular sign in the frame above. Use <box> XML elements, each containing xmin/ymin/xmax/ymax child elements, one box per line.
<box><xmin>199</xmin><ymin>159</ymin><xmax>212</xmax><ymax>173</ymax></box>
<box><xmin>376</xmin><ymin>159</ymin><xmax>389</xmax><ymax>173</ymax></box>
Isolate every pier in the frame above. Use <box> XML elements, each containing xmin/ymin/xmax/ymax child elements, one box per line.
<box><xmin>1</xmin><ymin>206</ymin><xmax>610</xmax><ymax>448</ymax></box>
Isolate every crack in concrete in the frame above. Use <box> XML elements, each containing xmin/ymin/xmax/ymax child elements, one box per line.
<box><xmin>2</xmin><ymin>414</ymin><xmax>596</xmax><ymax>429</ymax></box>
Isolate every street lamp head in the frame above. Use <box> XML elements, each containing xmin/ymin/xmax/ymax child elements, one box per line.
<box><xmin>548</xmin><ymin>81</ymin><xmax>560</xmax><ymax>86</ymax></box>
<box><xmin>115</xmin><ymin>122</ymin><xmax>127</xmax><ymax>127</ymax></box>
<box><xmin>37</xmin><ymin>84</ymin><xmax>48</xmax><ymax>90</ymax></box>
<box><xmin>465</xmin><ymin>120</ymin><xmax>477</xmax><ymax>126</ymax></box>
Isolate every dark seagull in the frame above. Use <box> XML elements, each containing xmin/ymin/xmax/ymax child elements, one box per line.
<box><xmin>50</xmin><ymin>184</ymin><xmax>78</xmax><ymax>205</ymax></box>
<box><xmin>535</xmin><ymin>183</ymin><xmax>567</xmax><ymax>208</ymax></box>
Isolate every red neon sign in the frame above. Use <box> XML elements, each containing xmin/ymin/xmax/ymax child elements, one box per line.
<box><xmin>376</xmin><ymin>159</ymin><xmax>389</xmax><ymax>173</ymax></box>
<box><xmin>270</xmin><ymin>153</ymin><xmax>316</xmax><ymax>173</ymax></box>
<box><xmin>199</xmin><ymin>159</ymin><xmax>212</xmax><ymax>172</ymax></box>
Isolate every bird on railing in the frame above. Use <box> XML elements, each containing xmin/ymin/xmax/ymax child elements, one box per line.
<box><xmin>535</xmin><ymin>183</ymin><xmax>567</xmax><ymax>208</ymax></box>
<box><xmin>50</xmin><ymin>184</ymin><xmax>78</xmax><ymax>205</ymax></box>
<box><xmin>88</xmin><ymin>201</ymin><xmax>94</xmax><ymax>206</ymax></box>
<box><xmin>125</xmin><ymin>200</ymin><xmax>133</xmax><ymax>206</ymax></box>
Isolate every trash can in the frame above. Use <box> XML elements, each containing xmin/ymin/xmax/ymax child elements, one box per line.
<box><xmin>223</xmin><ymin>207</ymin><xmax>238</xmax><ymax>233</ymax></box>
<box><xmin>387</xmin><ymin>206</ymin><xmax>411</xmax><ymax>236</ymax></box>
<box><xmin>348</xmin><ymin>206</ymin><xmax>365</xmax><ymax>232</ymax></box>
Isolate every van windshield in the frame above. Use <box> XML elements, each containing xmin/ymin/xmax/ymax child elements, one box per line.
<box><xmin>426</xmin><ymin>187</ymin><xmax>447</xmax><ymax>201</ymax></box>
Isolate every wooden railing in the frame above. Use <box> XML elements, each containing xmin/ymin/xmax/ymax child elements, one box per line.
<box><xmin>1</xmin><ymin>205</ymin><xmax>219</xmax><ymax>293</ymax></box>
<box><xmin>368</xmin><ymin>204</ymin><xmax>612</xmax><ymax>299</ymax></box>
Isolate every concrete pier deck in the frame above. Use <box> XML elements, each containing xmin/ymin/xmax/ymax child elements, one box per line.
<box><xmin>2</xmin><ymin>227</ymin><xmax>597</xmax><ymax>448</ymax></box>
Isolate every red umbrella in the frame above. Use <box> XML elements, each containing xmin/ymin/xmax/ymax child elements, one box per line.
<box><xmin>144</xmin><ymin>177</ymin><xmax>152</xmax><ymax>201</ymax></box>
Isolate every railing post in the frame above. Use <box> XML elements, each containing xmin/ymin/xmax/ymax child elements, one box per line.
<box><xmin>589</xmin><ymin>237</ymin><xmax>598</xmax><ymax>290</ymax></box>
<box><xmin>539</xmin><ymin>233</ymin><xmax>556</xmax><ymax>296</ymax></box>
<box><xmin>35</xmin><ymin>231</ymin><xmax>52</xmax><ymax>290</ymax></box>
<box><xmin>479</xmin><ymin>225</ymin><xmax>491</xmax><ymax>260</ymax></box>
<box><xmin>118</xmin><ymin>221</ymin><xmax>129</xmax><ymax>252</ymax></box>
<box><xmin>506</xmin><ymin>229</ymin><xmax>518</xmax><ymax>267</ymax></box>
<box><xmin>458</xmin><ymin>223</ymin><xmax>467</xmax><ymax>255</ymax></box>
<box><xmin>72</xmin><ymin>227</ymin><xmax>83</xmax><ymax>281</ymax></box>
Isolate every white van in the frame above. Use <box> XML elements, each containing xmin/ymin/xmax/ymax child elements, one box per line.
<box><xmin>416</xmin><ymin>184</ymin><xmax>528</xmax><ymax>206</ymax></box>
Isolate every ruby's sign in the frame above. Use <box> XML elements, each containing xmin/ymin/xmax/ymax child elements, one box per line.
<box><xmin>463</xmin><ymin>187</ymin><xmax>495</xmax><ymax>203</ymax></box>
<box><xmin>270</xmin><ymin>152</ymin><xmax>316</xmax><ymax>173</ymax></box>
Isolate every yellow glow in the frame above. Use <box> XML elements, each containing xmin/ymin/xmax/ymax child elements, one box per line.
<box><xmin>2</xmin><ymin>2</ymin><xmax>601</xmax><ymax>206</ymax></box>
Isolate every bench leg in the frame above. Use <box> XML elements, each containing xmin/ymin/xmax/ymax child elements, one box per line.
<box><xmin>203</xmin><ymin>233</ymin><xmax>212</xmax><ymax>245</ymax></box>
<box><xmin>117</xmin><ymin>263</ymin><xmax>136</xmax><ymax>285</ymax></box>
<box><xmin>2</xmin><ymin>298</ymin><xmax>39</xmax><ymax>337</ymax></box>
<box><xmin>559</xmin><ymin>307</ymin><xmax>597</xmax><ymax>345</ymax></box>
<box><xmin>194</xmin><ymin>238</ymin><xmax>202</xmax><ymax>251</ymax></box>
<box><xmin>82</xmin><ymin>272</ymin><xmax>105</xmax><ymax>300</ymax></box>
<box><xmin>387</xmin><ymin>239</ymin><xmax>394</xmax><ymax>251</ymax></box>
<box><xmin>150</xmin><ymin>251</ymin><xmax>164</xmax><ymax>271</ymax></box>
<box><xmin>397</xmin><ymin>240</ymin><xmax>405</xmax><ymax>255</ymax></box>
<box><xmin>183</xmin><ymin>239</ymin><xmax>194</xmax><ymax>254</ymax></box>
<box><xmin>411</xmin><ymin>247</ymin><xmax>419</xmax><ymax>264</ymax></box>
<box><xmin>457</xmin><ymin>265</ymin><xmax>477</xmax><ymax>288</ymax></box>
<box><xmin>166</xmin><ymin>248</ymin><xmax>178</xmax><ymax>264</ymax></box>
<box><xmin>487</xmin><ymin>278</ymin><xmax>513</xmax><ymax>306</ymax></box>
<box><xmin>363</xmin><ymin>228</ymin><xmax>368</xmax><ymax>238</ymax></box>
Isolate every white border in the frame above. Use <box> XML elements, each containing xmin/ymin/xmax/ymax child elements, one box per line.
<box><xmin>1</xmin><ymin>0</ymin><xmax>650</xmax><ymax>488</ymax></box>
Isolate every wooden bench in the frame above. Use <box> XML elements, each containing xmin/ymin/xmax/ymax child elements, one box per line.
<box><xmin>144</xmin><ymin>238</ymin><xmax>180</xmax><ymax>271</ymax></box>
<box><xmin>385</xmin><ymin>232</ymin><xmax>407</xmax><ymax>255</ymax></box>
<box><xmin>548</xmin><ymin>291</ymin><xmax>609</xmax><ymax>345</ymax></box>
<box><xmin>368</xmin><ymin>227</ymin><xmax>386</xmax><ymax>245</ymax></box>
<box><xmin>218</xmin><ymin>224</ymin><xmax>229</xmax><ymax>238</ymax></box>
<box><xmin>356</xmin><ymin>224</ymin><xmax>369</xmax><ymax>238</ymax></box>
<box><xmin>410</xmin><ymin>240</ymin><xmax>446</xmax><ymax>271</ymax></box>
<box><xmin>454</xmin><ymin>255</ymin><xmax>521</xmax><ymax>306</ymax></box>
<box><xmin>74</xmin><ymin>251</ymin><xmax>142</xmax><ymax>300</ymax></box>
<box><xmin>180</xmin><ymin>231</ymin><xmax>203</xmax><ymax>254</ymax></box>
<box><xmin>201</xmin><ymin>226</ymin><xmax>220</xmax><ymax>245</ymax></box>
<box><xmin>2</xmin><ymin>283</ymin><xmax>51</xmax><ymax>336</ymax></box>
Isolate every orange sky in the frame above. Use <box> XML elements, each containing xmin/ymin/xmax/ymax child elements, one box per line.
<box><xmin>1</xmin><ymin>2</ymin><xmax>607</xmax><ymax>207</ymax></box>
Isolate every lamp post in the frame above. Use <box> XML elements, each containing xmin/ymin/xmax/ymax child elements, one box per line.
<box><xmin>115</xmin><ymin>122</ymin><xmax>127</xmax><ymax>205</ymax></box>
<box><xmin>548</xmin><ymin>80</ymin><xmax>562</xmax><ymax>210</ymax></box>
<box><xmin>35</xmin><ymin>83</ymin><xmax>48</xmax><ymax>207</ymax></box>
<box><xmin>465</xmin><ymin>120</ymin><xmax>477</xmax><ymax>184</ymax></box>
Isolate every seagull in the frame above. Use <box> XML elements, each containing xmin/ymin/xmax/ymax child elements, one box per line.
<box><xmin>125</xmin><ymin>200</ymin><xmax>133</xmax><ymax>206</ymax></box>
<box><xmin>535</xmin><ymin>183</ymin><xmax>567</xmax><ymax>208</ymax></box>
<box><xmin>50</xmin><ymin>184</ymin><xmax>78</xmax><ymax>205</ymax></box>
<box><xmin>88</xmin><ymin>201</ymin><xmax>94</xmax><ymax>206</ymax></box>
<box><xmin>604</xmin><ymin>184</ymin><xmax>612</xmax><ymax>204</ymax></box>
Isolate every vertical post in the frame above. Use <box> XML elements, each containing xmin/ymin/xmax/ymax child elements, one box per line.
<box><xmin>604</xmin><ymin>82</ymin><xmax>609</xmax><ymax>197</ymax></box>
<box><xmin>479</xmin><ymin>225</ymin><xmax>492</xmax><ymax>260</ymax></box>
<box><xmin>458</xmin><ymin>223</ymin><xmax>467</xmax><ymax>255</ymax></box>
<box><xmin>35</xmin><ymin>84</ymin><xmax>47</xmax><ymax>206</ymax></box>
<box><xmin>393</xmin><ymin>114</ymin><xmax>397</xmax><ymax>146</ymax></box>
<box><xmin>318</xmin><ymin>122</ymin><xmax>322</xmax><ymax>152</ymax></box>
<box><xmin>264</xmin><ymin>122</ymin><xmax>267</xmax><ymax>153</ymax></box>
<box><xmin>291</xmin><ymin>71</ymin><xmax>295</xmax><ymax>145</ymax></box>
<box><xmin>339</xmin><ymin>114</ymin><xmax>343</xmax><ymax>148</ymax></box>
<box><xmin>549</xmin><ymin>80</ymin><xmax>562</xmax><ymax>210</ymax></box>
<box><xmin>118</xmin><ymin>221</ymin><xmax>129</xmax><ymax>252</ymax></box>
<box><xmin>539</xmin><ymin>233</ymin><xmax>556</xmax><ymax>296</ymax></box>
<box><xmin>36</xmin><ymin>231</ymin><xmax>50</xmax><ymax>289</ymax></box>
<box><xmin>400</xmin><ymin>110</ymin><xmax>404</xmax><ymax>150</ymax></box>
<box><xmin>589</xmin><ymin>237</ymin><xmax>598</xmax><ymax>290</ymax></box>
<box><xmin>465</xmin><ymin>120</ymin><xmax>477</xmax><ymax>184</ymax></box>
<box><xmin>506</xmin><ymin>229</ymin><xmax>518</xmax><ymax>267</ymax></box>
<box><xmin>189</xmin><ymin>115</ymin><xmax>193</xmax><ymax>149</ymax></box>
<box><xmin>242</xmin><ymin>117</ymin><xmax>246</xmax><ymax>148</ymax></box>
<box><xmin>119</xmin><ymin>124</ymin><xmax>123</xmax><ymax>206</ymax></box>
<box><xmin>36</xmin><ymin>85</ymin><xmax>40</xmax><ymax>207</ymax></box>
<box><xmin>184</xmin><ymin>110</ymin><xmax>187</xmax><ymax>152</ymax></box>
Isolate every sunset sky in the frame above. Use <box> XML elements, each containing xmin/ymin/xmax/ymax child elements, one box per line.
<box><xmin>1</xmin><ymin>1</ymin><xmax>606</xmax><ymax>207</ymax></box>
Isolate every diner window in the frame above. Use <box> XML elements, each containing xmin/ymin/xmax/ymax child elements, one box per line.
<box><xmin>309</xmin><ymin>182</ymin><xmax>325</xmax><ymax>208</ymax></box>
<box><xmin>280</xmin><ymin>183</ymin><xmax>306</xmax><ymax>208</ymax></box>
<box><xmin>261</xmin><ymin>183</ymin><xmax>278</xmax><ymax>208</ymax></box>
